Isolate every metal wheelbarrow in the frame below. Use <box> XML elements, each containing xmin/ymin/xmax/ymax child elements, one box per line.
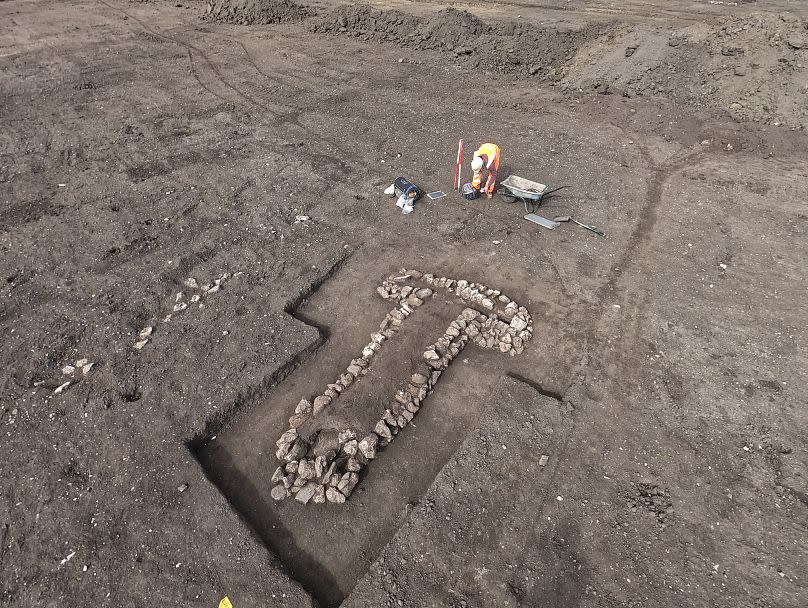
<box><xmin>498</xmin><ymin>175</ymin><xmax>568</xmax><ymax>213</ymax></box>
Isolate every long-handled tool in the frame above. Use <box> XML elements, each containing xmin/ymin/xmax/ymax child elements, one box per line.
<box><xmin>553</xmin><ymin>216</ymin><xmax>605</xmax><ymax>237</ymax></box>
<box><xmin>454</xmin><ymin>139</ymin><xmax>464</xmax><ymax>192</ymax></box>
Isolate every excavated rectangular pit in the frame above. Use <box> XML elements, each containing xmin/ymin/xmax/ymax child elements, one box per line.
<box><xmin>193</xmin><ymin>261</ymin><xmax>532</xmax><ymax>607</ymax></box>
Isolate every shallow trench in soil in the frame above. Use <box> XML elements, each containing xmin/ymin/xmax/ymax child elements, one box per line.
<box><xmin>194</xmin><ymin>256</ymin><xmax>532</xmax><ymax>606</ymax></box>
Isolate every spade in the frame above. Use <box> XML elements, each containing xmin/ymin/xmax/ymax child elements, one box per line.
<box><xmin>552</xmin><ymin>216</ymin><xmax>605</xmax><ymax>237</ymax></box>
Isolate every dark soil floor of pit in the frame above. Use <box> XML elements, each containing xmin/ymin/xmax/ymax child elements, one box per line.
<box><xmin>1</xmin><ymin>1</ymin><xmax>807</xmax><ymax>608</ymax></box>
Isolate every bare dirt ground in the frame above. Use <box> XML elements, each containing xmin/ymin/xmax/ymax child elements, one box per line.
<box><xmin>1</xmin><ymin>0</ymin><xmax>807</xmax><ymax>607</ymax></box>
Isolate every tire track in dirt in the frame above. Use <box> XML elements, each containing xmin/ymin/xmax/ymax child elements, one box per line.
<box><xmin>600</xmin><ymin>148</ymin><xmax>702</xmax><ymax>299</ymax></box>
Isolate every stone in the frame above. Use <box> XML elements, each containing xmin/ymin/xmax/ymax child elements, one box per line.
<box><xmin>297</xmin><ymin>459</ymin><xmax>315</xmax><ymax>480</ymax></box>
<box><xmin>539</xmin><ymin>454</ymin><xmax>549</xmax><ymax>467</ymax></box>
<box><xmin>411</xmin><ymin>372</ymin><xmax>428</xmax><ymax>385</ymax></box>
<box><xmin>347</xmin><ymin>364</ymin><xmax>362</xmax><ymax>376</ymax></box>
<box><xmin>285</xmin><ymin>461</ymin><xmax>298</xmax><ymax>474</ymax></box>
<box><xmin>271</xmin><ymin>485</ymin><xmax>289</xmax><ymax>501</ymax></box>
<box><xmin>362</xmin><ymin>346</ymin><xmax>375</xmax><ymax>358</ymax></box>
<box><xmin>139</xmin><ymin>326</ymin><xmax>153</xmax><ymax>339</ymax></box>
<box><xmin>415</xmin><ymin>288</ymin><xmax>433</xmax><ymax>298</ymax></box>
<box><xmin>345</xmin><ymin>457</ymin><xmax>362</xmax><ymax>472</ymax></box>
<box><xmin>173</xmin><ymin>302</ymin><xmax>187</xmax><ymax>312</ymax></box>
<box><xmin>339</xmin><ymin>373</ymin><xmax>354</xmax><ymax>388</ymax></box>
<box><xmin>376</xmin><ymin>285</ymin><xmax>391</xmax><ymax>299</ymax></box>
<box><xmin>271</xmin><ymin>466</ymin><xmax>285</xmax><ymax>484</ymax></box>
<box><xmin>326</xmin><ymin>487</ymin><xmax>346</xmax><ymax>503</ymax></box>
<box><xmin>405</xmin><ymin>401</ymin><xmax>420</xmax><ymax>413</ymax></box>
<box><xmin>423</xmin><ymin>349</ymin><xmax>439</xmax><ymax>360</ymax></box>
<box><xmin>498</xmin><ymin>294</ymin><xmax>510</xmax><ymax>304</ymax></box>
<box><xmin>312</xmin><ymin>484</ymin><xmax>326</xmax><ymax>504</ymax></box>
<box><xmin>383</xmin><ymin>409</ymin><xmax>398</xmax><ymax>427</ymax></box>
<box><xmin>133</xmin><ymin>339</ymin><xmax>149</xmax><ymax>350</ymax></box>
<box><xmin>313</xmin><ymin>395</ymin><xmax>331</xmax><ymax>414</ymax></box>
<box><xmin>61</xmin><ymin>365</ymin><xmax>75</xmax><ymax>375</ymax></box>
<box><xmin>481</xmin><ymin>298</ymin><xmax>494</xmax><ymax>310</ymax></box>
<box><xmin>370</xmin><ymin>332</ymin><xmax>385</xmax><ymax>344</ymax></box>
<box><xmin>285</xmin><ymin>475</ymin><xmax>298</xmax><ymax>488</ymax></box>
<box><xmin>510</xmin><ymin>316</ymin><xmax>529</xmax><ymax>331</ymax></box>
<box><xmin>787</xmin><ymin>35</ymin><xmax>806</xmax><ymax>50</ymax></box>
<box><xmin>358</xmin><ymin>434</ymin><xmax>378</xmax><ymax>459</ymax></box>
<box><xmin>405</xmin><ymin>295</ymin><xmax>423</xmax><ymax>307</ymax></box>
<box><xmin>401</xmin><ymin>409</ymin><xmax>414</xmax><ymax>423</ymax></box>
<box><xmin>314</xmin><ymin>455</ymin><xmax>327</xmax><ymax>478</ymax></box>
<box><xmin>295</xmin><ymin>399</ymin><xmax>312</xmax><ymax>414</ymax></box>
<box><xmin>343</xmin><ymin>440</ymin><xmax>359</xmax><ymax>456</ymax></box>
<box><xmin>338</xmin><ymin>429</ymin><xmax>357</xmax><ymax>444</ymax></box>
<box><xmin>184</xmin><ymin>277</ymin><xmax>198</xmax><ymax>289</ymax></box>
<box><xmin>324</xmin><ymin>388</ymin><xmax>338</xmax><ymax>400</ymax></box>
<box><xmin>81</xmin><ymin>363</ymin><xmax>94</xmax><ymax>375</ymax></box>
<box><xmin>277</xmin><ymin>428</ymin><xmax>298</xmax><ymax>448</ymax></box>
<box><xmin>288</xmin><ymin>412</ymin><xmax>310</xmax><ymax>429</ymax></box>
<box><xmin>284</xmin><ymin>439</ymin><xmax>307</xmax><ymax>462</ymax></box>
<box><xmin>499</xmin><ymin>342</ymin><xmax>512</xmax><ymax>353</ymax></box>
<box><xmin>375</xmin><ymin>420</ymin><xmax>393</xmax><ymax>440</ymax></box>
<box><xmin>337</xmin><ymin>472</ymin><xmax>359</xmax><ymax>496</ymax></box>
<box><xmin>295</xmin><ymin>482</ymin><xmax>318</xmax><ymax>504</ymax></box>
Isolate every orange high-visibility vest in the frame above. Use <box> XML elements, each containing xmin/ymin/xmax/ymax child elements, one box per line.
<box><xmin>472</xmin><ymin>143</ymin><xmax>501</xmax><ymax>192</ymax></box>
<box><xmin>473</xmin><ymin>143</ymin><xmax>501</xmax><ymax>170</ymax></box>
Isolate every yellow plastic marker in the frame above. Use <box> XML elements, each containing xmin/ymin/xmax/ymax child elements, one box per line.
<box><xmin>219</xmin><ymin>597</ymin><xmax>233</xmax><ymax>608</ymax></box>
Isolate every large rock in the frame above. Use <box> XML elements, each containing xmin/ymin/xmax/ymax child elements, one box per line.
<box><xmin>358</xmin><ymin>434</ymin><xmax>378</xmax><ymax>459</ymax></box>
<box><xmin>294</xmin><ymin>482</ymin><xmax>318</xmax><ymax>504</ymax></box>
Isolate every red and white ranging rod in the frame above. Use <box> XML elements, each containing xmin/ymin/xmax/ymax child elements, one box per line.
<box><xmin>454</xmin><ymin>139</ymin><xmax>464</xmax><ymax>192</ymax></box>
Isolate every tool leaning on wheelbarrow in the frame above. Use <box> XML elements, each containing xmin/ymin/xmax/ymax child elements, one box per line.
<box><xmin>497</xmin><ymin>174</ymin><xmax>569</xmax><ymax>214</ymax></box>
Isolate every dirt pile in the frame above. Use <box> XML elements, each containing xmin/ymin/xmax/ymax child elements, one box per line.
<box><xmin>563</xmin><ymin>12</ymin><xmax>808</xmax><ymax>127</ymax></box>
<box><xmin>310</xmin><ymin>5</ymin><xmax>603</xmax><ymax>79</ymax></box>
<box><xmin>203</xmin><ymin>0</ymin><xmax>312</xmax><ymax>25</ymax></box>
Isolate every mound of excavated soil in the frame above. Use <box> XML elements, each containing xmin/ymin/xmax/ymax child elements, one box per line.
<box><xmin>310</xmin><ymin>6</ymin><xmax>602</xmax><ymax>79</ymax></box>
<box><xmin>562</xmin><ymin>12</ymin><xmax>808</xmax><ymax>128</ymax></box>
<box><xmin>203</xmin><ymin>0</ymin><xmax>312</xmax><ymax>25</ymax></box>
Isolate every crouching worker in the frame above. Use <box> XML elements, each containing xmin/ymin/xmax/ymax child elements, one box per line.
<box><xmin>471</xmin><ymin>143</ymin><xmax>501</xmax><ymax>199</ymax></box>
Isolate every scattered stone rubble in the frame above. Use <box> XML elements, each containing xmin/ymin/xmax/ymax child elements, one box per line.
<box><xmin>133</xmin><ymin>272</ymin><xmax>242</xmax><ymax>351</ymax></box>
<box><xmin>271</xmin><ymin>269</ymin><xmax>534</xmax><ymax>505</ymax></box>
<box><xmin>51</xmin><ymin>357</ymin><xmax>96</xmax><ymax>394</ymax></box>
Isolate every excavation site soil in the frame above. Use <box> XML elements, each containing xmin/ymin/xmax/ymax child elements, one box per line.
<box><xmin>1</xmin><ymin>0</ymin><xmax>807</xmax><ymax>607</ymax></box>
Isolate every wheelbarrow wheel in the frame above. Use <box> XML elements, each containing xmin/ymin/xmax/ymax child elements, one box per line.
<box><xmin>500</xmin><ymin>192</ymin><xmax>517</xmax><ymax>204</ymax></box>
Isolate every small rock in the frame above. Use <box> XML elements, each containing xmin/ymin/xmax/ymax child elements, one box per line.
<box><xmin>510</xmin><ymin>316</ymin><xmax>529</xmax><ymax>331</ymax></box>
<box><xmin>81</xmin><ymin>363</ymin><xmax>94</xmax><ymax>375</ymax></box>
<box><xmin>337</xmin><ymin>472</ymin><xmax>359</xmax><ymax>496</ymax></box>
<box><xmin>54</xmin><ymin>381</ymin><xmax>71</xmax><ymax>394</ymax></box>
<box><xmin>539</xmin><ymin>454</ymin><xmax>549</xmax><ymax>467</ymax></box>
<box><xmin>411</xmin><ymin>372</ymin><xmax>428</xmax><ymax>385</ymax></box>
<box><xmin>295</xmin><ymin>399</ymin><xmax>313</xmax><ymax>414</ymax></box>
<box><xmin>184</xmin><ymin>277</ymin><xmax>198</xmax><ymax>289</ymax></box>
<box><xmin>326</xmin><ymin>487</ymin><xmax>346</xmax><ymax>503</ymax></box>
<box><xmin>423</xmin><ymin>349</ymin><xmax>439</xmax><ymax>360</ymax></box>
<box><xmin>271</xmin><ymin>466</ymin><xmax>285</xmax><ymax>484</ymax></box>
<box><xmin>312</xmin><ymin>484</ymin><xmax>326</xmax><ymax>504</ymax></box>
<box><xmin>177</xmin><ymin>483</ymin><xmax>189</xmax><ymax>493</ymax></box>
<box><xmin>139</xmin><ymin>326</ymin><xmax>153</xmax><ymax>339</ymax></box>
<box><xmin>172</xmin><ymin>302</ymin><xmax>187</xmax><ymax>312</ymax></box>
<box><xmin>343</xmin><ymin>440</ymin><xmax>359</xmax><ymax>456</ymax></box>
<box><xmin>415</xmin><ymin>288</ymin><xmax>432</xmax><ymax>299</ymax></box>
<box><xmin>313</xmin><ymin>395</ymin><xmax>332</xmax><ymax>414</ymax></box>
<box><xmin>787</xmin><ymin>35</ymin><xmax>806</xmax><ymax>50</ymax></box>
<box><xmin>374</xmin><ymin>420</ymin><xmax>393</xmax><ymax>440</ymax></box>
<box><xmin>271</xmin><ymin>485</ymin><xmax>289</xmax><ymax>501</ymax></box>
<box><xmin>338</xmin><ymin>429</ymin><xmax>357</xmax><ymax>444</ymax></box>
<box><xmin>61</xmin><ymin>365</ymin><xmax>75</xmax><ymax>375</ymax></box>
<box><xmin>358</xmin><ymin>434</ymin><xmax>378</xmax><ymax>459</ymax></box>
